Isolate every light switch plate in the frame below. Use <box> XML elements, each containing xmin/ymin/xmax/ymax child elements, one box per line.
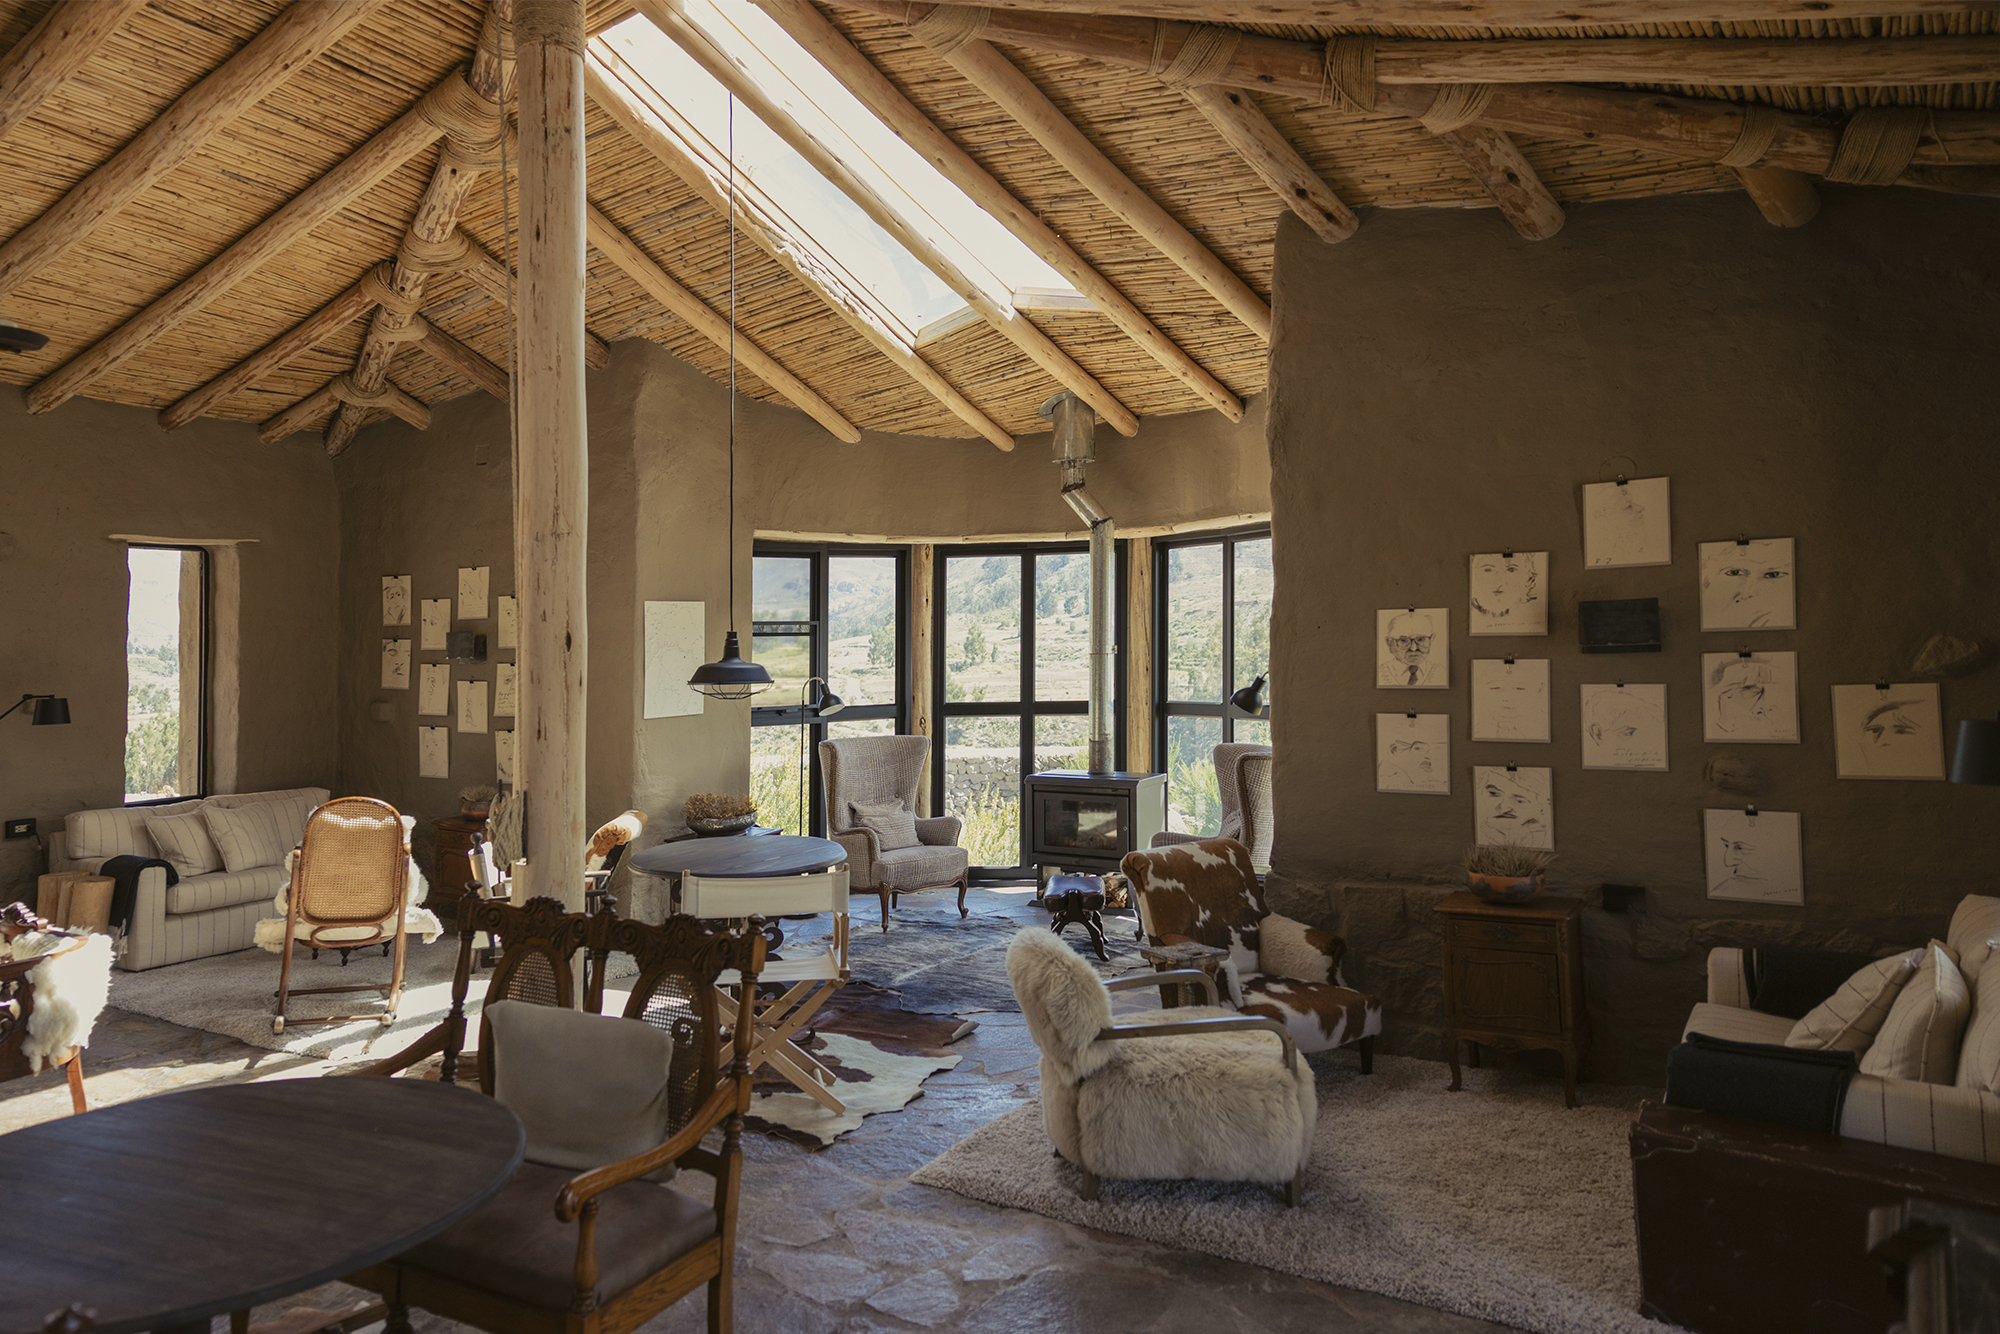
<box><xmin>4</xmin><ymin>818</ymin><xmax>34</xmax><ymax>839</ymax></box>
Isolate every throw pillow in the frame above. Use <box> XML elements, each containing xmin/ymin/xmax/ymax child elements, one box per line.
<box><xmin>1955</xmin><ymin>958</ymin><xmax>2000</xmax><ymax>1094</ymax></box>
<box><xmin>203</xmin><ymin>795</ymin><xmax>318</xmax><ymax>873</ymax></box>
<box><xmin>143</xmin><ymin>810</ymin><xmax>223</xmax><ymax>878</ymax></box>
<box><xmin>1859</xmin><ymin>941</ymin><xmax>1970</xmax><ymax>1084</ymax></box>
<box><xmin>851</xmin><ymin>799</ymin><xmax>919</xmax><ymax>851</ymax></box>
<box><xmin>487</xmin><ymin>1001</ymin><xmax>677</xmax><ymax>1174</ymax></box>
<box><xmin>1947</xmin><ymin>894</ymin><xmax>2000</xmax><ymax>989</ymax></box>
<box><xmin>1258</xmin><ymin>913</ymin><xmax>1338</xmax><ymax>986</ymax></box>
<box><xmin>1786</xmin><ymin>948</ymin><xmax>1923</xmax><ymax>1054</ymax></box>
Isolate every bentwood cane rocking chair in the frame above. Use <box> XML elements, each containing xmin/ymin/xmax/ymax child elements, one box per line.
<box><xmin>271</xmin><ymin>797</ymin><xmax>414</xmax><ymax>1034</ymax></box>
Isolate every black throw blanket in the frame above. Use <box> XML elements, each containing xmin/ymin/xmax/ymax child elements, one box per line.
<box><xmin>1666</xmin><ymin>1031</ymin><xmax>1859</xmax><ymax>1134</ymax></box>
<box><xmin>97</xmin><ymin>854</ymin><xmax>179</xmax><ymax>933</ymax></box>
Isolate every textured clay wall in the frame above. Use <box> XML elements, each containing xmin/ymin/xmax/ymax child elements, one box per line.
<box><xmin>0</xmin><ymin>386</ymin><xmax>340</xmax><ymax>900</ymax></box>
<box><xmin>1265</xmin><ymin>189</ymin><xmax>2000</xmax><ymax>1084</ymax></box>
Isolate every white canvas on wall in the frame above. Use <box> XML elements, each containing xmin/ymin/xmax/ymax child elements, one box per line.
<box><xmin>458</xmin><ymin>566</ymin><xmax>490</xmax><ymax>621</ymax></box>
<box><xmin>457</xmin><ymin>679</ymin><xmax>489</xmax><ymax>734</ymax></box>
<box><xmin>1831</xmin><ymin>683</ymin><xmax>1945</xmax><ymax>780</ymax></box>
<box><xmin>495</xmin><ymin>729</ymin><xmax>516</xmax><ymax>785</ymax></box>
<box><xmin>1470</xmin><ymin>658</ymin><xmax>1550</xmax><ymax>742</ymax></box>
<box><xmin>1580</xmin><ymin>682</ymin><xmax>1668</xmax><ymax>770</ymax></box>
<box><xmin>381</xmin><ymin>638</ymin><xmax>410</xmax><ymax>690</ymax></box>
<box><xmin>1468</xmin><ymin>552</ymin><xmax>1548</xmax><ymax>636</ymax></box>
<box><xmin>1376</xmin><ymin>713</ymin><xmax>1450</xmax><ymax>794</ymax></box>
<box><xmin>419</xmin><ymin>726</ymin><xmax>450</xmax><ymax>779</ymax></box>
<box><xmin>1699</xmin><ymin>538</ymin><xmax>1795</xmax><ymax>631</ymax></box>
<box><xmin>1702</xmin><ymin>651</ymin><xmax>1799</xmax><ymax>743</ymax></box>
<box><xmin>644</xmin><ymin>601</ymin><xmax>706</xmax><ymax>719</ymax></box>
<box><xmin>1582</xmin><ymin>476</ymin><xmax>1671</xmax><ymax>568</ymax></box>
<box><xmin>1704</xmin><ymin>808</ymin><xmax>1803</xmax><ymax>905</ymax></box>
<box><xmin>494</xmin><ymin>663</ymin><xmax>517</xmax><ymax>717</ymax></box>
<box><xmin>1377</xmin><ymin>607</ymin><xmax>1448</xmax><ymax>689</ymax></box>
<box><xmin>497</xmin><ymin>595</ymin><xmax>518</xmax><ymax>648</ymax></box>
<box><xmin>420</xmin><ymin>599</ymin><xmax>450</xmax><ymax>651</ymax></box>
<box><xmin>417</xmin><ymin>663</ymin><xmax>450</xmax><ymax>716</ymax></box>
<box><xmin>382</xmin><ymin>575</ymin><xmax>411</xmax><ymax>626</ymax></box>
<box><xmin>1473</xmin><ymin>766</ymin><xmax>1554</xmax><ymax>850</ymax></box>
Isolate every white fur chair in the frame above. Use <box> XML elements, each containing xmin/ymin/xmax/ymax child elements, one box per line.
<box><xmin>1005</xmin><ymin>926</ymin><xmax>1317</xmax><ymax>1205</ymax></box>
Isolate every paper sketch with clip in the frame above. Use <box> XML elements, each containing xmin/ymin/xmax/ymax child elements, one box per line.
<box><xmin>420</xmin><ymin>599</ymin><xmax>450</xmax><ymax>651</ymax></box>
<box><xmin>417</xmin><ymin>663</ymin><xmax>450</xmax><ymax>716</ymax></box>
<box><xmin>1702</xmin><ymin>651</ymin><xmax>1799</xmax><ymax>743</ymax></box>
<box><xmin>1377</xmin><ymin>608</ymin><xmax>1448</xmax><ymax>689</ymax></box>
<box><xmin>1699</xmin><ymin>538</ymin><xmax>1795</xmax><ymax>631</ymax></box>
<box><xmin>494</xmin><ymin>663</ymin><xmax>517</xmax><ymax>717</ymax></box>
<box><xmin>1831</xmin><ymin>682</ymin><xmax>1944</xmax><ymax>780</ymax></box>
<box><xmin>495</xmin><ymin>729</ymin><xmax>516</xmax><ymax>785</ymax></box>
<box><xmin>496</xmin><ymin>595</ymin><xmax>518</xmax><ymax>649</ymax></box>
<box><xmin>1582</xmin><ymin>476</ymin><xmax>1671</xmax><ymax>568</ymax></box>
<box><xmin>1704</xmin><ymin>807</ymin><xmax>1803</xmax><ymax>905</ymax></box>
<box><xmin>1376</xmin><ymin>713</ymin><xmax>1450</xmax><ymax>794</ymax></box>
<box><xmin>1468</xmin><ymin>552</ymin><xmax>1547</xmax><ymax>636</ymax></box>
<box><xmin>381</xmin><ymin>638</ymin><xmax>410</xmax><ymax>690</ymax></box>
<box><xmin>382</xmin><ymin>575</ymin><xmax>411</xmax><ymax>627</ymax></box>
<box><xmin>1473</xmin><ymin>766</ymin><xmax>1553</xmax><ymax>851</ymax></box>
<box><xmin>457</xmin><ymin>566</ymin><xmax>490</xmax><ymax>621</ymax></box>
<box><xmin>457</xmin><ymin>679</ymin><xmax>489</xmax><ymax>734</ymax></box>
<box><xmin>419</xmin><ymin>726</ymin><xmax>450</xmax><ymax>780</ymax></box>
<box><xmin>1580</xmin><ymin>682</ymin><xmax>1667</xmax><ymax>770</ymax></box>
<box><xmin>1470</xmin><ymin>659</ymin><xmax>1550</xmax><ymax>742</ymax></box>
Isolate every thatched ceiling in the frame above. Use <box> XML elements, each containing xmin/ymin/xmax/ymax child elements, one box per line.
<box><xmin>0</xmin><ymin>0</ymin><xmax>1993</xmax><ymax>450</ymax></box>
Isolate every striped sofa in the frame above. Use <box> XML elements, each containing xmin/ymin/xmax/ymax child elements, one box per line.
<box><xmin>1679</xmin><ymin>894</ymin><xmax>2000</xmax><ymax>1164</ymax></box>
<box><xmin>47</xmin><ymin>788</ymin><xmax>329</xmax><ymax>971</ymax></box>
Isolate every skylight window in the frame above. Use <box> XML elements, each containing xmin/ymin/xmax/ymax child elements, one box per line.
<box><xmin>598</xmin><ymin>1</ymin><xmax>1076</xmax><ymax>343</ymax></box>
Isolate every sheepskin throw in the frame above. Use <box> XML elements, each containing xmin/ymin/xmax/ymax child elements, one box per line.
<box><xmin>17</xmin><ymin>932</ymin><xmax>113</xmax><ymax>1070</ymax></box>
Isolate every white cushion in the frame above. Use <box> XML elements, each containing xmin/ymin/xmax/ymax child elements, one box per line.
<box><xmin>487</xmin><ymin>1001</ymin><xmax>677</xmax><ymax>1172</ymax></box>
<box><xmin>204</xmin><ymin>796</ymin><xmax>317</xmax><ymax>873</ymax></box>
<box><xmin>1948</xmin><ymin>894</ymin><xmax>2000</xmax><ymax>989</ymax></box>
<box><xmin>144</xmin><ymin>811</ymin><xmax>223</xmax><ymax>878</ymax></box>
<box><xmin>1785</xmin><ymin>948</ymin><xmax>1923</xmax><ymax>1053</ymax></box>
<box><xmin>1957</xmin><ymin>954</ymin><xmax>2000</xmax><ymax>1095</ymax></box>
<box><xmin>1861</xmin><ymin>941</ymin><xmax>1970</xmax><ymax>1084</ymax></box>
<box><xmin>851</xmin><ymin>799</ymin><xmax>919</xmax><ymax>851</ymax></box>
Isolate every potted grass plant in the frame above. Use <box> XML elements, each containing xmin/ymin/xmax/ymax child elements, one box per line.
<box><xmin>1464</xmin><ymin>844</ymin><xmax>1554</xmax><ymax>903</ymax></box>
<box><xmin>685</xmin><ymin>792</ymin><xmax>757</xmax><ymax>837</ymax></box>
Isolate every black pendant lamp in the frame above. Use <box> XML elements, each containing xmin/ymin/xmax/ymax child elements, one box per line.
<box><xmin>1227</xmin><ymin>674</ymin><xmax>1267</xmax><ymax>718</ymax></box>
<box><xmin>689</xmin><ymin>93</ymin><xmax>772</xmax><ymax>703</ymax></box>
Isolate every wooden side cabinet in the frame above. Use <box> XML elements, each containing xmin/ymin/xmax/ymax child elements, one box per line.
<box><xmin>431</xmin><ymin>815</ymin><xmax>487</xmax><ymax>911</ymax></box>
<box><xmin>1436</xmin><ymin>891</ymin><xmax>1588</xmax><ymax>1107</ymax></box>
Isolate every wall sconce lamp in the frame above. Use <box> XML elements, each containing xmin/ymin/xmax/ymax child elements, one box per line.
<box><xmin>1</xmin><ymin>694</ymin><xmax>70</xmax><ymax>725</ymax></box>
<box><xmin>1950</xmin><ymin>713</ymin><xmax>2000</xmax><ymax>786</ymax></box>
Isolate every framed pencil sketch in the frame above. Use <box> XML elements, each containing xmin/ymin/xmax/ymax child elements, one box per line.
<box><xmin>1701</xmin><ymin>651</ymin><xmax>1799</xmax><ymax>744</ymax></box>
<box><xmin>381</xmin><ymin>575</ymin><xmax>411</xmax><ymax>626</ymax></box>
<box><xmin>419</xmin><ymin>726</ymin><xmax>450</xmax><ymax>780</ymax></box>
<box><xmin>457</xmin><ymin>566</ymin><xmax>490</xmax><ymax>621</ymax></box>
<box><xmin>1468</xmin><ymin>552</ymin><xmax>1547</xmax><ymax>636</ymax></box>
<box><xmin>1830</xmin><ymin>683</ymin><xmax>1945</xmax><ymax>780</ymax></box>
<box><xmin>1582</xmin><ymin>476</ymin><xmax>1671</xmax><ymax>568</ymax></box>
<box><xmin>1470</xmin><ymin>658</ymin><xmax>1550</xmax><ymax>742</ymax></box>
<box><xmin>1704</xmin><ymin>808</ymin><xmax>1803</xmax><ymax>905</ymax></box>
<box><xmin>420</xmin><ymin>599</ymin><xmax>450</xmax><ymax>652</ymax></box>
<box><xmin>380</xmin><ymin>638</ymin><xmax>410</xmax><ymax>690</ymax></box>
<box><xmin>497</xmin><ymin>595</ymin><xmax>518</xmax><ymax>649</ymax></box>
<box><xmin>1580</xmin><ymin>682</ymin><xmax>1667</xmax><ymax>771</ymax></box>
<box><xmin>1699</xmin><ymin>538</ymin><xmax>1795</xmax><ymax>631</ymax></box>
<box><xmin>417</xmin><ymin>663</ymin><xmax>450</xmax><ymax>716</ymax></box>
<box><xmin>1377</xmin><ymin>608</ymin><xmax>1448</xmax><ymax>689</ymax></box>
<box><xmin>1376</xmin><ymin>713</ymin><xmax>1450</xmax><ymax>794</ymax></box>
<box><xmin>1473</xmin><ymin>766</ymin><xmax>1554</xmax><ymax>851</ymax></box>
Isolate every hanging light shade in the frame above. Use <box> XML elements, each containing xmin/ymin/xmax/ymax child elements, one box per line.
<box><xmin>31</xmin><ymin>697</ymin><xmax>70</xmax><ymax>726</ymax></box>
<box><xmin>689</xmin><ymin>630</ymin><xmax>771</xmax><ymax>701</ymax></box>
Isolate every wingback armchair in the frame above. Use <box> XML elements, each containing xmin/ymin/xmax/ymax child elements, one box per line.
<box><xmin>819</xmin><ymin>735</ymin><xmax>969</xmax><ymax>931</ymax></box>
<box><xmin>1151</xmin><ymin>743</ymin><xmax>1274</xmax><ymax>867</ymax></box>
<box><xmin>1122</xmin><ymin>837</ymin><xmax>1380</xmax><ymax>1066</ymax></box>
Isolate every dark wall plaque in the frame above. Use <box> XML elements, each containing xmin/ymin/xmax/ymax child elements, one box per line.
<box><xmin>1579</xmin><ymin>598</ymin><xmax>1661</xmax><ymax>654</ymax></box>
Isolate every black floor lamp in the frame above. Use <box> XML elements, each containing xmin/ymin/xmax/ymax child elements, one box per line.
<box><xmin>798</xmin><ymin>677</ymin><xmax>844</xmax><ymax>835</ymax></box>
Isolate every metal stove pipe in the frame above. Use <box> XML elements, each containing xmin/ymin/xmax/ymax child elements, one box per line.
<box><xmin>1041</xmin><ymin>391</ymin><xmax>1114</xmax><ymax>776</ymax></box>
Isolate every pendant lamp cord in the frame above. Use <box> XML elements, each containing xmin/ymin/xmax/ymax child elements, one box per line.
<box><xmin>727</xmin><ymin>93</ymin><xmax>738</xmax><ymax>632</ymax></box>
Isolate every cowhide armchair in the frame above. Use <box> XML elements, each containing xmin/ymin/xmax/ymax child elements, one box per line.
<box><xmin>1121</xmin><ymin>837</ymin><xmax>1380</xmax><ymax>1068</ymax></box>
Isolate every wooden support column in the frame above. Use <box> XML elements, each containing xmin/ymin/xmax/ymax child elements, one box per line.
<box><xmin>161</xmin><ymin>266</ymin><xmax>384</xmax><ymax>429</ymax></box>
<box><xmin>515</xmin><ymin>0</ymin><xmax>590</xmax><ymax>912</ymax></box>
<box><xmin>1731</xmin><ymin>165</ymin><xmax>1821</xmax><ymax>227</ymax></box>
<box><xmin>910</xmin><ymin>544</ymin><xmax>936</xmax><ymax>817</ymax></box>
<box><xmin>0</xmin><ymin>0</ymin><xmax>147</xmax><ymax>146</ymax></box>
<box><xmin>1178</xmin><ymin>85</ymin><xmax>1355</xmax><ymax>245</ymax></box>
<box><xmin>1124</xmin><ymin>536</ymin><xmax>1154</xmax><ymax>774</ymax></box>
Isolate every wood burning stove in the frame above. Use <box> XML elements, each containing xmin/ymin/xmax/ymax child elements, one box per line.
<box><xmin>1026</xmin><ymin>770</ymin><xmax>1166</xmax><ymax>883</ymax></box>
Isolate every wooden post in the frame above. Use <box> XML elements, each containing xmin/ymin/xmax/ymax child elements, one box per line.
<box><xmin>516</xmin><ymin>0</ymin><xmax>590</xmax><ymax>912</ymax></box>
<box><xmin>910</xmin><ymin>544</ymin><xmax>936</xmax><ymax>816</ymax></box>
<box><xmin>1125</xmin><ymin>536</ymin><xmax>1154</xmax><ymax>774</ymax></box>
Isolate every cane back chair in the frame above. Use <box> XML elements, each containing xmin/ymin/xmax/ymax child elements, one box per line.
<box><xmin>272</xmin><ymin>797</ymin><xmax>413</xmax><ymax>1034</ymax></box>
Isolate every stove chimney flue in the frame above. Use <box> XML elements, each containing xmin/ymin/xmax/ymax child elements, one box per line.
<box><xmin>1041</xmin><ymin>392</ymin><xmax>1114</xmax><ymax>776</ymax></box>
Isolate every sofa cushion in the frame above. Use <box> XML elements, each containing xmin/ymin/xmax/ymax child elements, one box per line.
<box><xmin>205</xmin><ymin>787</ymin><xmax>331</xmax><ymax>812</ymax></box>
<box><xmin>1956</xmin><ymin>952</ymin><xmax>2000</xmax><ymax>1095</ymax></box>
<box><xmin>1948</xmin><ymin>894</ymin><xmax>2000</xmax><ymax>989</ymax></box>
<box><xmin>874</xmin><ymin>842</ymin><xmax>967</xmax><ymax>890</ymax></box>
<box><xmin>203</xmin><ymin>796</ymin><xmax>318</xmax><ymax>873</ymax></box>
<box><xmin>1786</xmin><ymin>948</ymin><xmax>1923</xmax><ymax>1054</ymax></box>
<box><xmin>1861</xmin><ymin>941</ymin><xmax>1970</xmax><ymax>1084</ymax></box>
<box><xmin>165</xmin><ymin>864</ymin><xmax>287</xmax><ymax>916</ymax></box>
<box><xmin>66</xmin><ymin>800</ymin><xmax>201</xmax><ymax>862</ymax></box>
<box><xmin>851</xmin><ymin>799</ymin><xmax>919</xmax><ymax>851</ymax></box>
<box><xmin>144</xmin><ymin>810</ymin><xmax>223</xmax><ymax>878</ymax></box>
<box><xmin>1685</xmin><ymin>1001</ymin><xmax>1795</xmax><ymax>1047</ymax></box>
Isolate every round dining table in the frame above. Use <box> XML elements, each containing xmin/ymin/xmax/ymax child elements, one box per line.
<box><xmin>628</xmin><ymin>833</ymin><xmax>847</xmax><ymax>881</ymax></box>
<box><xmin>2</xmin><ymin>1077</ymin><xmax>523</xmax><ymax>1334</ymax></box>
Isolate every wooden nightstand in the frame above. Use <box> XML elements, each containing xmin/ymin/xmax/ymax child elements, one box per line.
<box><xmin>1436</xmin><ymin>891</ymin><xmax>1588</xmax><ymax>1108</ymax></box>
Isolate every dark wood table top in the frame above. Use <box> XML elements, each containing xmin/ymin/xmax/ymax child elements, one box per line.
<box><xmin>2</xmin><ymin>1077</ymin><xmax>523</xmax><ymax>1334</ymax></box>
<box><xmin>629</xmin><ymin>833</ymin><xmax>847</xmax><ymax>880</ymax></box>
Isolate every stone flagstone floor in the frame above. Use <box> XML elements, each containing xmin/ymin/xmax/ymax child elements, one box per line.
<box><xmin>4</xmin><ymin>883</ymin><xmax>1511</xmax><ymax>1334</ymax></box>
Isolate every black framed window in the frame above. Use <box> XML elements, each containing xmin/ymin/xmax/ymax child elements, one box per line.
<box><xmin>124</xmin><ymin>544</ymin><xmax>207</xmax><ymax>804</ymax></box>
<box><xmin>1154</xmin><ymin>528</ymin><xmax>1271</xmax><ymax>835</ymax></box>
<box><xmin>934</xmin><ymin>544</ymin><xmax>1121</xmax><ymax>876</ymax></box>
<box><xmin>749</xmin><ymin>543</ymin><xmax>907</xmax><ymax>836</ymax></box>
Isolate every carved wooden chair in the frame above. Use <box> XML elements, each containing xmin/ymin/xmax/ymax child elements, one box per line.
<box><xmin>270</xmin><ymin>797</ymin><xmax>414</xmax><ymax>1035</ymax></box>
<box><xmin>350</xmin><ymin>894</ymin><xmax>767</xmax><ymax>1334</ymax></box>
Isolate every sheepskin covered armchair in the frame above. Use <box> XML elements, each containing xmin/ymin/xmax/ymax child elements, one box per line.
<box><xmin>1121</xmin><ymin>837</ymin><xmax>1381</xmax><ymax>1069</ymax></box>
<box><xmin>819</xmin><ymin>735</ymin><xmax>969</xmax><ymax>931</ymax></box>
<box><xmin>1006</xmin><ymin>926</ymin><xmax>1316</xmax><ymax>1205</ymax></box>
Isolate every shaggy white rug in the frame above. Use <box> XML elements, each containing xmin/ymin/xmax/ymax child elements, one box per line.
<box><xmin>913</xmin><ymin>1051</ymin><xmax>1681</xmax><ymax>1334</ymax></box>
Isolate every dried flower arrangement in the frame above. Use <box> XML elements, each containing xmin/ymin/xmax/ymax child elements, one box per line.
<box><xmin>459</xmin><ymin>784</ymin><xmax>499</xmax><ymax>806</ymax></box>
<box><xmin>684</xmin><ymin>793</ymin><xmax>756</xmax><ymax>821</ymax></box>
<box><xmin>1464</xmin><ymin>844</ymin><xmax>1555</xmax><ymax>878</ymax></box>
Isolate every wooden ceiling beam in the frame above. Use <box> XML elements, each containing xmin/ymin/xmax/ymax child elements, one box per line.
<box><xmin>639</xmin><ymin>0</ymin><xmax>1137</xmax><ymax>435</ymax></box>
<box><xmin>971</xmin><ymin>2</ymin><xmax>1993</xmax><ymax>25</ymax></box>
<box><xmin>755</xmin><ymin>1</ymin><xmax>1242</xmax><ymax>422</ymax></box>
<box><xmin>587</xmin><ymin>203</ymin><xmax>861</xmax><ymax>442</ymax></box>
<box><xmin>0</xmin><ymin>0</ymin><xmax>389</xmax><ymax>303</ymax></box>
<box><xmin>416</xmin><ymin>315</ymin><xmax>510</xmax><ymax>401</ymax></box>
<box><xmin>585</xmin><ymin>54</ymin><xmax>1017</xmax><ymax>450</ymax></box>
<box><xmin>1432</xmin><ymin>126</ymin><xmax>1565</xmax><ymax>240</ymax></box>
<box><xmin>1731</xmin><ymin>164</ymin><xmax>1822</xmax><ymax>226</ymax></box>
<box><xmin>0</xmin><ymin>0</ymin><xmax>147</xmax><ymax>146</ymax></box>
<box><xmin>454</xmin><ymin>231</ymin><xmax>613</xmax><ymax>368</ymax></box>
<box><xmin>258</xmin><ymin>379</ymin><xmax>343</xmax><ymax>444</ymax></box>
<box><xmin>1178</xmin><ymin>84</ymin><xmax>1355</xmax><ymax>245</ymax></box>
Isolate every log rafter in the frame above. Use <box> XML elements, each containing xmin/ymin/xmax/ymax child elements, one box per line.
<box><xmin>974</xmin><ymin>2</ymin><xmax>1992</xmax><ymax>25</ymax></box>
<box><xmin>0</xmin><ymin>0</ymin><xmax>147</xmax><ymax>147</ymax></box>
<box><xmin>454</xmin><ymin>230</ymin><xmax>612</xmax><ymax>368</ymax></box>
<box><xmin>1177</xmin><ymin>83</ymin><xmax>1356</xmax><ymax>245</ymax></box>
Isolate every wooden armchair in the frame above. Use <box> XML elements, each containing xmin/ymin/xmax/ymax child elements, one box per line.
<box><xmin>349</xmin><ymin>895</ymin><xmax>767</xmax><ymax>1334</ymax></box>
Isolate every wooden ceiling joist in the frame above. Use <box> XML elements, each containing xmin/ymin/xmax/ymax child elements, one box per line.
<box><xmin>1177</xmin><ymin>84</ymin><xmax>1355</xmax><ymax>245</ymax></box>
<box><xmin>1731</xmin><ymin>165</ymin><xmax>1822</xmax><ymax>227</ymax></box>
<box><xmin>260</xmin><ymin>372</ymin><xmax>429</xmax><ymax>445</ymax></box>
<box><xmin>417</xmin><ymin>316</ymin><xmax>510</xmax><ymax>400</ymax></box>
<box><xmin>0</xmin><ymin>0</ymin><xmax>147</xmax><ymax>146</ymax></box>
<box><xmin>754</xmin><ymin>0</ymin><xmax>1243</xmax><ymax>422</ymax></box>
<box><xmin>586</xmin><ymin>203</ymin><xmax>861</xmax><ymax>442</ymax></box>
<box><xmin>585</xmin><ymin>55</ymin><xmax>1017</xmax><ymax>449</ymax></box>
<box><xmin>639</xmin><ymin>0</ymin><xmax>1139</xmax><ymax>435</ymax></box>
<box><xmin>0</xmin><ymin>0</ymin><xmax>388</xmax><ymax>303</ymax></box>
<box><xmin>971</xmin><ymin>2</ymin><xmax>1991</xmax><ymax>25</ymax></box>
<box><xmin>1432</xmin><ymin>126</ymin><xmax>1564</xmax><ymax>240</ymax></box>
<box><xmin>455</xmin><ymin>231</ymin><xmax>613</xmax><ymax>368</ymax></box>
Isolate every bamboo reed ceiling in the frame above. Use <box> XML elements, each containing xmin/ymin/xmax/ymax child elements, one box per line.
<box><xmin>0</xmin><ymin>0</ymin><xmax>1993</xmax><ymax>449</ymax></box>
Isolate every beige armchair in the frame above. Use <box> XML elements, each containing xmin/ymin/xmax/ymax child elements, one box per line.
<box><xmin>1152</xmin><ymin>743</ymin><xmax>1274</xmax><ymax>867</ymax></box>
<box><xmin>818</xmin><ymin>735</ymin><xmax>969</xmax><ymax>931</ymax></box>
